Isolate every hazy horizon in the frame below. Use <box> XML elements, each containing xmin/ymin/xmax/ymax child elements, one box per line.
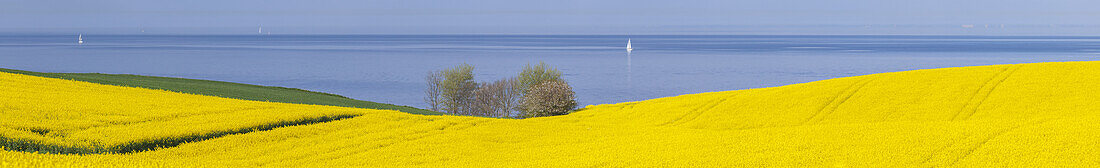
<box><xmin>4</xmin><ymin>0</ymin><xmax>1100</xmax><ymax>35</ymax></box>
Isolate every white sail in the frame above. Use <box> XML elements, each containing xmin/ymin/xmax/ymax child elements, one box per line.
<box><xmin>258</xmin><ymin>25</ymin><xmax>262</xmax><ymax>34</ymax></box>
<box><xmin>78</xmin><ymin>34</ymin><xmax>83</xmax><ymax>44</ymax></box>
<box><xmin>626</xmin><ymin>39</ymin><xmax>633</xmax><ymax>51</ymax></box>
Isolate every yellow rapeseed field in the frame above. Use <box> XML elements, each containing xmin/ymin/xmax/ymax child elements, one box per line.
<box><xmin>0</xmin><ymin>72</ymin><xmax>374</xmax><ymax>154</ymax></box>
<box><xmin>3</xmin><ymin>61</ymin><xmax>1100</xmax><ymax>167</ymax></box>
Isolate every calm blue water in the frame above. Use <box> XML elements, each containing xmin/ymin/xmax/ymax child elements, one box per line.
<box><xmin>1</xmin><ymin>35</ymin><xmax>1098</xmax><ymax>108</ymax></box>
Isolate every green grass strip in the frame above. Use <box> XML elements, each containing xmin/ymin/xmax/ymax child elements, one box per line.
<box><xmin>0</xmin><ymin>68</ymin><xmax>442</xmax><ymax>115</ymax></box>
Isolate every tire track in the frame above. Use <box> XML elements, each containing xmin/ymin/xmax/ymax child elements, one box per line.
<box><xmin>918</xmin><ymin>138</ymin><xmax>960</xmax><ymax>165</ymax></box>
<box><xmin>947</xmin><ymin>119</ymin><xmax>1050</xmax><ymax>166</ymax></box>
<box><xmin>671</xmin><ymin>97</ymin><xmax>729</xmax><ymax>126</ymax></box>
<box><xmin>1</xmin><ymin>113</ymin><xmax>361</xmax><ymax>154</ymax></box>
<box><xmin>659</xmin><ymin>97</ymin><xmax>726</xmax><ymax>126</ymax></box>
<box><xmin>802</xmin><ymin>77</ymin><xmax>875</xmax><ymax>125</ymax></box>
<box><xmin>918</xmin><ymin>119</ymin><xmax>1049</xmax><ymax>167</ymax></box>
<box><xmin>276</xmin><ymin>118</ymin><xmax>494</xmax><ymax>165</ymax></box>
<box><xmin>953</xmin><ymin>65</ymin><xmax>1021</xmax><ymax>121</ymax></box>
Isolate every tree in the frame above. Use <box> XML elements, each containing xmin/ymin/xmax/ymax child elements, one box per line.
<box><xmin>514</xmin><ymin>62</ymin><xmax>567</xmax><ymax>116</ymax></box>
<box><xmin>498</xmin><ymin>78</ymin><xmax>521</xmax><ymax>117</ymax></box>
<box><xmin>516</xmin><ymin>62</ymin><xmax>563</xmax><ymax>95</ymax></box>
<box><xmin>425</xmin><ymin>62</ymin><xmax>574</xmax><ymax>118</ymax></box>
<box><xmin>518</xmin><ymin>80</ymin><xmax>577</xmax><ymax>118</ymax></box>
<box><xmin>473</xmin><ymin>78</ymin><xmax>521</xmax><ymax>118</ymax></box>
<box><xmin>440</xmin><ymin>64</ymin><xmax>476</xmax><ymax>115</ymax></box>
<box><xmin>424</xmin><ymin>71</ymin><xmax>443</xmax><ymax>112</ymax></box>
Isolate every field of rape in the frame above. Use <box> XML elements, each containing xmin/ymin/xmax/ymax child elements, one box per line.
<box><xmin>3</xmin><ymin>61</ymin><xmax>1100</xmax><ymax>167</ymax></box>
<box><xmin>0</xmin><ymin>72</ymin><xmax>375</xmax><ymax>154</ymax></box>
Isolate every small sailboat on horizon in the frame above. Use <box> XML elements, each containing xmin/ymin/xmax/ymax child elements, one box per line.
<box><xmin>626</xmin><ymin>38</ymin><xmax>633</xmax><ymax>52</ymax></box>
<box><xmin>78</xmin><ymin>34</ymin><xmax>83</xmax><ymax>45</ymax></box>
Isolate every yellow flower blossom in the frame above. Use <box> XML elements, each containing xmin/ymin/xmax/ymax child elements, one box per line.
<box><xmin>2</xmin><ymin>61</ymin><xmax>1100</xmax><ymax>167</ymax></box>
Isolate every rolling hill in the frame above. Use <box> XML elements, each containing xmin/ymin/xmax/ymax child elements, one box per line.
<box><xmin>2</xmin><ymin>61</ymin><xmax>1099</xmax><ymax>167</ymax></box>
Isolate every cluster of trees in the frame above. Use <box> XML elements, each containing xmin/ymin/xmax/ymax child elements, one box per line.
<box><xmin>424</xmin><ymin>62</ymin><xmax>576</xmax><ymax>118</ymax></box>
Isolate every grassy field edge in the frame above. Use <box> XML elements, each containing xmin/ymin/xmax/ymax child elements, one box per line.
<box><xmin>0</xmin><ymin>68</ymin><xmax>442</xmax><ymax>115</ymax></box>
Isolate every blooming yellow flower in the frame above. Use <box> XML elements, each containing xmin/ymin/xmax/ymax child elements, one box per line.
<box><xmin>2</xmin><ymin>61</ymin><xmax>1100</xmax><ymax>167</ymax></box>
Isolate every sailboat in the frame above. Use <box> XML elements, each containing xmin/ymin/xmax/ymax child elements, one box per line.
<box><xmin>626</xmin><ymin>39</ymin><xmax>633</xmax><ymax>52</ymax></box>
<box><xmin>78</xmin><ymin>34</ymin><xmax>83</xmax><ymax>45</ymax></box>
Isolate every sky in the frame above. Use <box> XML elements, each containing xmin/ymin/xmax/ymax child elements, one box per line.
<box><xmin>2</xmin><ymin>0</ymin><xmax>1099</xmax><ymax>35</ymax></box>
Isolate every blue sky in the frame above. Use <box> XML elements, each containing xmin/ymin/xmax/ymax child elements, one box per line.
<box><xmin>2</xmin><ymin>0</ymin><xmax>1098</xmax><ymax>35</ymax></box>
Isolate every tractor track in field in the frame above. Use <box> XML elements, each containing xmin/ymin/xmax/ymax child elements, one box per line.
<box><xmin>953</xmin><ymin>65</ymin><xmax>1021</xmax><ymax>121</ymax></box>
<box><xmin>802</xmin><ymin>77</ymin><xmax>876</xmax><ymax>125</ymax></box>
<box><xmin>0</xmin><ymin>114</ymin><xmax>362</xmax><ymax>154</ymax></box>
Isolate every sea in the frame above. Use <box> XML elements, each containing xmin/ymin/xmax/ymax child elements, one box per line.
<box><xmin>1</xmin><ymin>34</ymin><xmax>1098</xmax><ymax>108</ymax></box>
